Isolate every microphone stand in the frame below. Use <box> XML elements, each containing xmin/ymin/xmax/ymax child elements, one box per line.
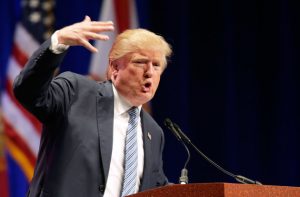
<box><xmin>164</xmin><ymin>119</ymin><xmax>190</xmax><ymax>184</ymax></box>
<box><xmin>167</xmin><ymin>119</ymin><xmax>262</xmax><ymax>185</ymax></box>
<box><xmin>178</xmin><ymin>140</ymin><xmax>190</xmax><ymax>184</ymax></box>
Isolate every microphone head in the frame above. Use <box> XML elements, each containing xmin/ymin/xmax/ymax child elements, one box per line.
<box><xmin>164</xmin><ymin>118</ymin><xmax>173</xmax><ymax>127</ymax></box>
<box><xmin>164</xmin><ymin>118</ymin><xmax>182</xmax><ymax>141</ymax></box>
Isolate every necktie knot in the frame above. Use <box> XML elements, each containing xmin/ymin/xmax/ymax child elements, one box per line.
<box><xmin>128</xmin><ymin>107</ymin><xmax>139</xmax><ymax>119</ymax></box>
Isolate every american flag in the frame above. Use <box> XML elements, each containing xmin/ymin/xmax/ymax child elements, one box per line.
<box><xmin>0</xmin><ymin>0</ymin><xmax>55</xmax><ymax>196</ymax></box>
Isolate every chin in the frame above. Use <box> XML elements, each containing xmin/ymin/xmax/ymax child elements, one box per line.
<box><xmin>133</xmin><ymin>96</ymin><xmax>152</xmax><ymax>106</ymax></box>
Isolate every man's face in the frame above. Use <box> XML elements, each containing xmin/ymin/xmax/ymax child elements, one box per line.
<box><xmin>111</xmin><ymin>49</ymin><xmax>165</xmax><ymax>106</ymax></box>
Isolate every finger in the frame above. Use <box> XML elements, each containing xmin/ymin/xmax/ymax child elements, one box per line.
<box><xmin>83</xmin><ymin>32</ymin><xmax>110</xmax><ymax>41</ymax></box>
<box><xmin>78</xmin><ymin>38</ymin><xmax>98</xmax><ymax>53</ymax></box>
<box><xmin>82</xmin><ymin>25</ymin><xmax>114</xmax><ymax>33</ymax></box>
<box><xmin>90</xmin><ymin>21</ymin><xmax>114</xmax><ymax>26</ymax></box>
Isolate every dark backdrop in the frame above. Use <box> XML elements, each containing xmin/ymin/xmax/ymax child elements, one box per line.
<box><xmin>1</xmin><ymin>0</ymin><xmax>300</xmax><ymax>188</ymax></box>
<box><xmin>148</xmin><ymin>0</ymin><xmax>300</xmax><ymax>186</ymax></box>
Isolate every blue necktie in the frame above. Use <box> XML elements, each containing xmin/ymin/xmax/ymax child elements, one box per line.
<box><xmin>121</xmin><ymin>107</ymin><xmax>139</xmax><ymax>197</ymax></box>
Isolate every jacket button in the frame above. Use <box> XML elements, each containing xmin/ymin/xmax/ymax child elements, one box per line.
<box><xmin>98</xmin><ymin>185</ymin><xmax>105</xmax><ymax>193</ymax></box>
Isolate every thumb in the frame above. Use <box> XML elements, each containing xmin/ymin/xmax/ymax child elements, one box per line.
<box><xmin>84</xmin><ymin>15</ymin><xmax>91</xmax><ymax>22</ymax></box>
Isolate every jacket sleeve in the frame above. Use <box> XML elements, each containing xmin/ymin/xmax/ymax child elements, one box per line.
<box><xmin>13</xmin><ymin>39</ymin><xmax>74</xmax><ymax>123</ymax></box>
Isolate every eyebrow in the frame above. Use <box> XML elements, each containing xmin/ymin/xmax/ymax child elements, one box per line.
<box><xmin>131</xmin><ymin>53</ymin><xmax>163</xmax><ymax>66</ymax></box>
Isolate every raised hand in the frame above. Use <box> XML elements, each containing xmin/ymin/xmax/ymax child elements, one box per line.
<box><xmin>56</xmin><ymin>16</ymin><xmax>114</xmax><ymax>53</ymax></box>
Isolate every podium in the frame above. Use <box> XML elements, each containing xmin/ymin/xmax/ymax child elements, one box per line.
<box><xmin>129</xmin><ymin>183</ymin><xmax>300</xmax><ymax>197</ymax></box>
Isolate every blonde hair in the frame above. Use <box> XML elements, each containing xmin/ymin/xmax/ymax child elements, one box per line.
<box><xmin>107</xmin><ymin>29</ymin><xmax>172</xmax><ymax>79</ymax></box>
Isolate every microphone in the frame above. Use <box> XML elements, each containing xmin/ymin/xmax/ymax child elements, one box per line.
<box><xmin>165</xmin><ymin>118</ymin><xmax>262</xmax><ymax>185</ymax></box>
<box><xmin>164</xmin><ymin>118</ymin><xmax>190</xmax><ymax>184</ymax></box>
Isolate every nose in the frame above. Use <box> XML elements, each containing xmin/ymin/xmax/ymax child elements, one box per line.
<box><xmin>144</xmin><ymin>63</ymin><xmax>154</xmax><ymax>78</ymax></box>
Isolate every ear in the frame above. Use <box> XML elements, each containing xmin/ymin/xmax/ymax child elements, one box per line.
<box><xmin>109</xmin><ymin>60</ymin><xmax>120</xmax><ymax>80</ymax></box>
<box><xmin>109</xmin><ymin>58</ymin><xmax>119</xmax><ymax>70</ymax></box>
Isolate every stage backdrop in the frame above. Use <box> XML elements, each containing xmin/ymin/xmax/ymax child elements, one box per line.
<box><xmin>1</xmin><ymin>0</ymin><xmax>300</xmax><ymax>196</ymax></box>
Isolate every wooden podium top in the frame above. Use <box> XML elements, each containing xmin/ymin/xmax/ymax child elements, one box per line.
<box><xmin>129</xmin><ymin>183</ymin><xmax>300</xmax><ymax>197</ymax></box>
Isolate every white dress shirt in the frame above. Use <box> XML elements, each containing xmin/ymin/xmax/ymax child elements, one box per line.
<box><xmin>103</xmin><ymin>85</ymin><xmax>144</xmax><ymax>197</ymax></box>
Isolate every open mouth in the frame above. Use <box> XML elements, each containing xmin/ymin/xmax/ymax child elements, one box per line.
<box><xmin>142</xmin><ymin>82</ymin><xmax>152</xmax><ymax>92</ymax></box>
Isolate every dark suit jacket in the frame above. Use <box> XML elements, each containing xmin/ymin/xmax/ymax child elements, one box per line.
<box><xmin>13</xmin><ymin>39</ymin><xmax>168</xmax><ymax>197</ymax></box>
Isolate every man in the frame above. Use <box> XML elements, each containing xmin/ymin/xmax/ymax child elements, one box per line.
<box><xmin>13</xmin><ymin>16</ymin><xmax>172</xmax><ymax>197</ymax></box>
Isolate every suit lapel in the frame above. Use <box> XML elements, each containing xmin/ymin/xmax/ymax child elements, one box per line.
<box><xmin>96</xmin><ymin>82</ymin><xmax>114</xmax><ymax>184</ymax></box>
<box><xmin>140</xmin><ymin>110</ymin><xmax>153</xmax><ymax>191</ymax></box>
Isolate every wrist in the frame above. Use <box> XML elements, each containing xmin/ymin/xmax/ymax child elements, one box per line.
<box><xmin>50</xmin><ymin>30</ymin><xmax>69</xmax><ymax>54</ymax></box>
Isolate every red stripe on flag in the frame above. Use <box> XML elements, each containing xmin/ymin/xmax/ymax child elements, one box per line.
<box><xmin>6</xmin><ymin>80</ymin><xmax>42</xmax><ymax>134</ymax></box>
<box><xmin>114</xmin><ymin>0</ymin><xmax>130</xmax><ymax>32</ymax></box>
<box><xmin>0</xmin><ymin>115</ymin><xmax>9</xmax><ymax>197</ymax></box>
<box><xmin>3</xmin><ymin>120</ymin><xmax>36</xmax><ymax>167</ymax></box>
<box><xmin>0</xmin><ymin>165</ymin><xmax>9</xmax><ymax>197</ymax></box>
<box><xmin>12</xmin><ymin>43</ymin><xmax>29</xmax><ymax>68</ymax></box>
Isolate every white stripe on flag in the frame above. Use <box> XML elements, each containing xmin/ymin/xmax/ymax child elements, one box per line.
<box><xmin>129</xmin><ymin>0</ymin><xmax>139</xmax><ymax>29</ymax></box>
<box><xmin>89</xmin><ymin>0</ymin><xmax>118</xmax><ymax>80</ymax></box>
<box><xmin>7</xmin><ymin>56</ymin><xmax>22</xmax><ymax>82</ymax></box>
<box><xmin>15</xmin><ymin>23</ymin><xmax>40</xmax><ymax>57</ymax></box>
<box><xmin>1</xmin><ymin>93</ymin><xmax>40</xmax><ymax>156</ymax></box>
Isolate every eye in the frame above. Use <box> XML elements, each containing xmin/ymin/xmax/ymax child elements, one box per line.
<box><xmin>132</xmin><ymin>59</ymin><xmax>147</xmax><ymax>66</ymax></box>
<box><xmin>134</xmin><ymin>60</ymin><xmax>143</xmax><ymax>64</ymax></box>
<box><xmin>152</xmin><ymin>62</ymin><xmax>162</xmax><ymax>70</ymax></box>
